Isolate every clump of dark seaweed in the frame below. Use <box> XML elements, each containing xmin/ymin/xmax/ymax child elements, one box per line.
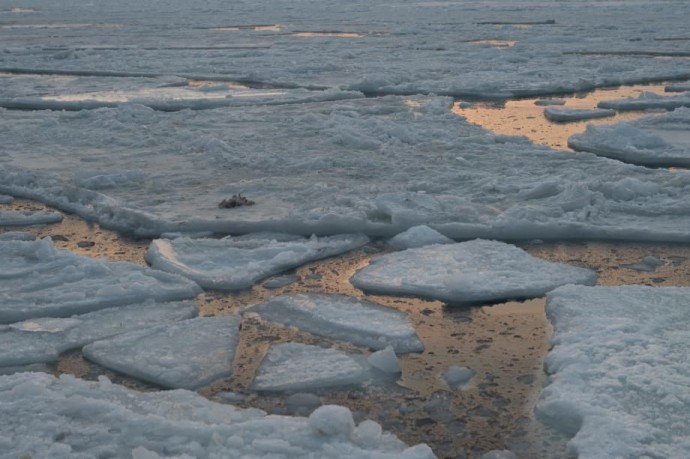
<box><xmin>218</xmin><ymin>193</ymin><xmax>255</xmax><ymax>208</ymax></box>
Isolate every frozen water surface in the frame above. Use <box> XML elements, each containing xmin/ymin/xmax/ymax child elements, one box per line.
<box><xmin>83</xmin><ymin>315</ymin><xmax>241</xmax><ymax>390</ymax></box>
<box><xmin>351</xmin><ymin>239</ymin><xmax>596</xmax><ymax>304</ymax></box>
<box><xmin>539</xmin><ymin>285</ymin><xmax>690</xmax><ymax>459</ymax></box>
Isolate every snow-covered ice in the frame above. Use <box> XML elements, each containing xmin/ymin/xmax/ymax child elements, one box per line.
<box><xmin>543</xmin><ymin>107</ymin><xmax>616</xmax><ymax>122</ymax></box>
<box><xmin>351</xmin><ymin>239</ymin><xmax>596</xmax><ymax>304</ymax></box>
<box><xmin>0</xmin><ymin>300</ymin><xmax>197</xmax><ymax>368</ymax></box>
<box><xmin>0</xmin><ymin>238</ymin><xmax>200</xmax><ymax>323</ymax></box>
<box><xmin>0</xmin><ymin>372</ymin><xmax>435</xmax><ymax>458</ymax></box>
<box><xmin>246</xmin><ymin>293</ymin><xmax>424</xmax><ymax>353</ymax></box>
<box><xmin>252</xmin><ymin>343</ymin><xmax>372</xmax><ymax>392</ymax></box>
<box><xmin>83</xmin><ymin>315</ymin><xmax>241</xmax><ymax>389</ymax></box>
<box><xmin>598</xmin><ymin>91</ymin><xmax>690</xmax><ymax>111</ymax></box>
<box><xmin>388</xmin><ymin>225</ymin><xmax>453</xmax><ymax>250</ymax></box>
<box><xmin>0</xmin><ymin>210</ymin><xmax>62</xmax><ymax>226</ymax></box>
<box><xmin>538</xmin><ymin>285</ymin><xmax>690</xmax><ymax>459</ymax></box>
<box><xmin>569</xmin><ymin>107</ymin><xmax>690</xmax><ymax>166</ymax></box>
<box><xmin>145</xmin><ymin>234</ymin><xmax>369</xmax><ymax>290</ymax></box>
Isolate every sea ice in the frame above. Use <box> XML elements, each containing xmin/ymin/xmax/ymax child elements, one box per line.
<box><xmin>252</xmin><ymin>343</ymin><xmax>371</xmax><ymax>392</ymax></box>
<box><xmin>0</xmin><ymin>231</ymin><xmax>34</xmax><ymax>241</ymax></box>
<box><xmin>538</xmin><ymin>285</ymin><xmax>690</xmax><ymax>459</ymax></box>
<box><xmin>367</xmin><ymin>346</ymin><xmax>401</xmax><ymax>374</ymax></box>
<box><xmin>351</xmin><ymin>239</ymin><xmax>596</xmax><ymax>304</ymax></box>
<box><xmin>388</xmin><ymin>225</ymin><xmax>453</xmax><ymax>250</ymax></box>
<box><xmin>543</xmin><ymin>107</ymin><xmax>616</xmax><ymax>122</ymax></box>
<box><xmin>0</xmin><ymin>194</ymin><xmax>13</xmax><ymax>204</ymax></box>
<box><xmin>0</xmin><ymin>238</ymin><xmax>200</xmax><ymax>323</ymax></box>
<box><xmin>0</xmin><ymin>210</ymin><xmax>63</xmax><ymax>226</ymax></box>
<box><xmin>145</xmin><ymin>234</ymin><xmax>369</xmax><ymax>290</ymax></box>
<box><xmin>0</xmin><ymin>300</ymin><xmax>197</xmax><ymax>368</ymax></box>
<box><xmin>246</xmin><ymin>293</ymin><xmax>424</xmax><ymax>353</ymax></box>
<box><xmin>666</xmin><ymin>82</ymin><xmax>690</xmax><ymax>93</ymax></box>
<box><xmin>83</xmin><ymin>315</ymin><xmax>241</xmax><ymax>390</ymax></box>
<box><xmin>442</xmin><ymin>366</ymin><xmax>476</xmax><ymax>389</ymax></box>
<box><xmin>0</xmin><ymin>372</ymin><xmax>435</xmax><ymax>458</ymax></box>
<box><xmin>534</xmin><ymin>99</ymin><xmax>566</xmax><ymax>106</ymax></box>
<box><xmin>598</xmin><ymin>91</ymin><xmax>690</xmax><ymax>111</ymax></box>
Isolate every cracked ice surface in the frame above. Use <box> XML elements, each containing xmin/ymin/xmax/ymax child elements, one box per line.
<box><xmin>538</xmin><ymin>285</ymin><xmax>690</xmax><ymax>459</ymax></box>
<box><xmin>83</xmin><ymin>315</ymin><xmax>241</xmax><ymax>390</ymax></box>
<box><xmin>0</xmin><ymin>372</ymin><xmax>435</xmax><ymax>458</ymax></box>
<box><xmin>145</xmin><ymin>234</ymin><xmax>369</xmax><ymax>291</ymax></box>
<box><xmin>247</xmin><ymin>293</ymin><xmax>423</xmax><ymax>353</ymax></box>
<box><xmin>351</xmin><ymin>239</ymin><xmax>596</xmax><ymax>304</ymax></box>
<box><xmin>0</xmin><ymin>238</ymin><xmax>201</xmax><ymax>323</ymax></box>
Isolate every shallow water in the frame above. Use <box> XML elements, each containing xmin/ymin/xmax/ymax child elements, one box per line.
<box><xmin>5</xmin><ymin>198</ymin><xmax>690</xmax><ymax>458</ymax></box>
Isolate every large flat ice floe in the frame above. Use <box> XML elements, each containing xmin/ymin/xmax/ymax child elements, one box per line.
<box><xmin>253</xmin><ymin>343</ymin><xmax>373</xmax><ymax>392</ymax></box>
<box><xmin>145</xmin><ymin>234</ymin><xmax>369</xmax><ymax>290</ymax></box>
<box><xmin>83</xmin><ymin>315</ymin><xmax>241</xmax><ymax>390</ymax></box>
<box><xmin>0</xmin><ymin>300</ymin><xmax>197</xmax><ymax>368</ymax></box>
<box><xmin>598</xmin><ymin>91</ymin><xmax>690</xmax><ymax>111</ymax></box>
<box><xmin>543</xmin><ymin>107</ymin><xmax>615</xmax><ymax>122</ymax></box>
<box><xmin>0</xmin><ymin>373</ymin><xmax>435</xmax><ymax>458</ymax></box>
<box><xmin>351</xmin><ymin>240</ymin><xmax>596</xmax><ymax>304</ymax></box>
<box><xmin>246</xmin><ymin>294</ymin><xmax>424</xmax><ymax>353</ymax></box>
<box><xmin>0</xmin><ymin>210</ymin><xmax>63</xmax><ymax>226</ymax></box>
<box><xmin>569</xmin><ymin>107</ymin><xmax>690</xmax><ymax>167</ymax></box>
<box><xmin>538</xmin><ymin>285</ymin><xmax>690</xmax><ymax>459</ymax></box>
<box><xmin>0</xmin><ymin>238</ymin><xmax>200</xmax><ymax>323</ymax></box>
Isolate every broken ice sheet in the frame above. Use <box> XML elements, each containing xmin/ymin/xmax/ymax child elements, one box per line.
<box><xmin>0</xmin><ymin>238</ymin><xmax>201</xmax><ymax>323</ymax></box>
<box><xmin>145</xmin><ymin>234</ymin><xmax>369</xmax><ymax>291</ymax></box>
<box><xmin>82</xmin><ymin>315</ymin><xmax>241</xmax><ymax>390</ymax></box>
<box><xmin>539</xmin><ymin>285</ymin><xmax>690</xmax><ymax>459</ymax></box>
<box><xmin>0</xmin><ymin>300</ymin><xmax>197</xmax><ymax>368</ymax></box>
<box><xmin>246</xmin><ymin>293</ymin><xmax>424</xmax><ymax>353</ymax></box>
<box><xmin>351</xmin><ymin>239</ymin><xmax>596</xmax><ymax>304</ymax></box>
<box><xmin>252</xmin><ymin>343</ymin><xmax>372</xmax><ymax>392</ymax></box>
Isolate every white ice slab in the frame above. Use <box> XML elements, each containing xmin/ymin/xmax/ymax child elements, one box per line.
<box><xmin>247</xmin><ymin>294</ymin><xmax>423</xmax><ymax>353</ymax></box>
<box><xmin>252</xmin><ymin>343</ymin><xmax>371</xmax><ymax>392</ymax></box>
<box><xmin>544</xmin><ymin>107</ymin><xmax>615</xmax><ymax>122</ymax></box>
<box><xmin>388</xmin><ymin>225</ymin><xmax>453</xmax><ymax>250</ymax></box>
<box><xmin>351</xmin><ymin>239</ymin><xmax>596</xmax><ymax>304</ymax></box>
<box><xmin>569</xmin><ymin>108</ymin><xmax>690</xmax><ymax>167</ymax></box>
<box><xmin>598</xmin><ymin>91</ymin><xmax>690</xmax><ymax>111</ymax></box>
<box><xmin>0</xmin><ymin>238</ymin><xmax>201</xmax><ymax>323</ymax></box>
<box><xmin>0</xmin><ymin>373</ymin><xmax>434</xmax><ymax>459</ymax></box>
<box><xmin>146</xmin><ymin>234</ymin><xmax>369</xmax><ymax>291</ymax></box>
<box><xmin>538</xmin><ymin>285</ymin><xmax>690</xmax><ymax>459</ymax></box>
<box><xmin>0</xmin><ymin>210</ymin><xmax>62</xmax><ymax>226</ymax></box>
<box><xmin>83</xmin><ymin>315</ymin><xmax>240</xmax><ymax>390</ymax></box>
<box><xmin>0</xmin><ymin>300</ymin><xmax>197</xmax><ymax>368</ymax></box>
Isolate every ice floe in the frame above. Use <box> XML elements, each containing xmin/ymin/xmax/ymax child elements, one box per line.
<box><xmin>0</xmin><ymin>194</ymin><xmax>13</xmax><ymax>204</ymax></box>
<box><xmin>252</xmin><ymin>343</ymin><xmax>372</xmax><ymax>392</ymax></box>
<box><xmin>0</xmin><ymin>238</ymin><xmax>200</xmax><ymax>323</ymax></box>
<box><xmin>146</xmin><ymin>234</ymin><xmax>369</xmax><ymax>291</ymax></box>
<box><xmin>83</xmin><ymin>315</ymin><xmax>241</xmax><ymax>390</ymax></box>
<box><xmin>246</xmin><ymin>293</ymin><xmax>424</xmax><ymax>353</ymax></box>
<box><xmin>351</xmin><ymin>239</ymin><xmax>596</xmax><ymax>304</ymax></box>
<box><xmin>538</xmin><ymin>285</ymin><xmax>690</xmax><ymax>459</ymax></box>
<box><xmin>0</xmin><ymin>210</ymin><xmax>62</xmax><ymax>226</ymax></box>
<box><xmin>388</xmin><ymin>225</ymin><xmax>453</xmax><ymax>250</ymax></box>
<box><xmin>0</xmin><ymin>372</ymin><xmax>434</xmax><ymax>458</ymax></box>
<box><xmin>598</xmin><ymin>91</ymin><xmax>690</xmax><ymax>111</ymax></box>
<box><xmin>543</xmin><ymin>107</ymin><xmax>616</xmax><ymax>122</ymax></box>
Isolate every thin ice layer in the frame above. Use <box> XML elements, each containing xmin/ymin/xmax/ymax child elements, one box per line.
<box><xmin>538</xmin><ymin>285</ymin><xmax>690</xmax><ymax>459</ymax></box>
<box><xmin>247</xmin><ymin>294</ymin><xmax>423</xmax><ymax>353</ymax></box>
<box><xmin>543</xmin><ymin>107</ymin><xmax>615</xmax><ymax>122</ymax></box>
<box><xmin>569</xmin><ymin>108</ymin><xmax>690</xmax><ymax>166</ymax></box>
<box><xmin>0</xmin><ymin>210</ymin><xmax>63</xmax><ymax>226</ymax></box>
<box><xmin>0</xmin><ymin>238</ymin><xmax>200</xmax><ymax>323</ymax></box>
<box><xmin>0</xmin><ymin>300</ymin><xmax>197</xmax><ymax>368</ymax></box>
<box><xmin>253</xmin><ymin>343</ymin><xmax>371</xmax><ymax>392</ymax></box>
<box><xmin>145</xmin><ymin>234</ymin><xmax>369</xmax><ymax>290</ymax></box>
<box><xmin>351</xmin><ymin>239</ymin><xmax>596</xmax><ymax>304</ymax></box>
<box><xmin>0</xmin><ymin>373</ymin><xmax>435</xmax><ymax>459</ymax></box>
<box><xmin>83</xmin><ymin>315</ymin><xmax>241</xmax><ymax>390</ymax></box>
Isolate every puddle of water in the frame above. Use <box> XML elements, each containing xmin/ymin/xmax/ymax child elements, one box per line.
<box><xmin>210</xmin><ymin>24</ymin><xmax>280</xmax><ymax>32</ymax></box>
<box><xmin>470</xmin><ymin>40</ymin><xmax>517</xmax><ymax>47</ymax></box>
<box><xmin>293</xmin><ymin>31</ymin><xmax>364</xmax><ymax>38</ymax></box>
<box><xmin>453</xmin><ymin>83</ymin><xmax>672</xmax><ymax>150</ymax></box>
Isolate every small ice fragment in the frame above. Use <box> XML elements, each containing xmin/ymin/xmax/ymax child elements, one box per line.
<box><xmin>534</xmin><ymin>99</ymin><xmax>566</xmax><ymax>106</ymax></box>
<box><xmin>352</xmin><ymin>420</ymin><xmax>383</xmax><ymax>448</ymax></box>
<box><xmin>388</xmin><ymin>225</ymin><xmax>453</xmax><ymax>250</ymax></box>
<box><xmin>443</xmin><ymin>366</ymin><xmax>476</xmax><ymax>388</ymax></box>
<box><xmin>285</xmin><ymin>393</ymin><xmax>321</xmax><ymax>416</ymax></box>
<box><xmin>367</xmin><ymin>346</ymin><xmax>401</xmax><ymax>374</ymax></box>
<box><xmin>262</xmin><ymin>274</ymin><xmax>299</xmax><ymax>289</ymax></box>
<box><xmin>308</xmin><ymin>405</ymin><xmax>355</xmax><ymax>437</ymax></box>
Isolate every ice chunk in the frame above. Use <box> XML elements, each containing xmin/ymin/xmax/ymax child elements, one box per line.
<box><xmin>543</xmin><ymin>107</ymin><xmax>615</xmax><ymax>122</ymax></box>
<box><xmin>388</xmin><ymin>225</ymin><xmax>453</xmax><ymax>250</ymax></box>
<box><xmin>246</xmin><ymin>293</ymin><xmax>423</xmax><ymax>353</ymax></box>
<box><xmin>534</xmin><ymin>99</ymin><xmax>566</xmax><ymax>106</ymax></box>
<box><xmin>252</xmin><ymin>343</ymin><xmax>371</xmax><ymax>392</ymax></box>
<box><xmin>442</xmin><ymin>366</ymin><xmax>476</xmax><ymax>389</ymax></box>
<box><xmin>0</xmin><ymin>300</ymin><xmax>197</xmax><ymax>368</ymax></box>
<box><xmin>368</xmin><ymin>346</ymin><xmax>401</xmax><ymax>374</ymax></box>
<box><xmin>145</xmin><ymin>234</ymin><xmax>369</xmax><ymax>291</ymax></box>
<box><xmin>0</xmin><ymin>194</ymin><xmax>13</xmax><ymax>204</ymax></box>
<box><xmin>622</xmin><ymin>255</ymin><xmax>663</xmax><ymax>272</ymax></box>
<box><xmin>598</xmin><ymin>91</ymin><xmax>690</xmax><ymax>111</ymax></box>
<box><xmin>351</xmin><ymin>240</ymin><xmax>596</xmax><ymax>304</ymax></box>
<box><xmin>0</xmin><ymin>231</ymin><xmax>34</xmax><ymax>241</ymax></box>
<box><xmin>83</xmin><ymin>315</ymin><xmax>240</xmax><ymax>390</ymax></box>
<box><xmin>0</xmin><ymin>238</ymin><xmax>200</xmax><ymax>323</ymax></box>
<box><xmin>0</xmin><ymin>210</ymin><xmax>62</xmax><ymax>226</ymax></box>
<box><xmin>286</xmin><ymin>392</ymin><xmax>321</xmax><ymax>416</ymax></box>
<box><xmin>538</xmin><ymin>285</ymin><xmax>690</xmax><ymax>458</ymax></box>
<box><xmin>665</xmin><ymin>82</ymin><xmax>690</xmax><ymax>93</ymax></box>
<box><xmin>0</xmin><ymin>372</ymin><xmax>433</xmax><ymax>458</ymax></box>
